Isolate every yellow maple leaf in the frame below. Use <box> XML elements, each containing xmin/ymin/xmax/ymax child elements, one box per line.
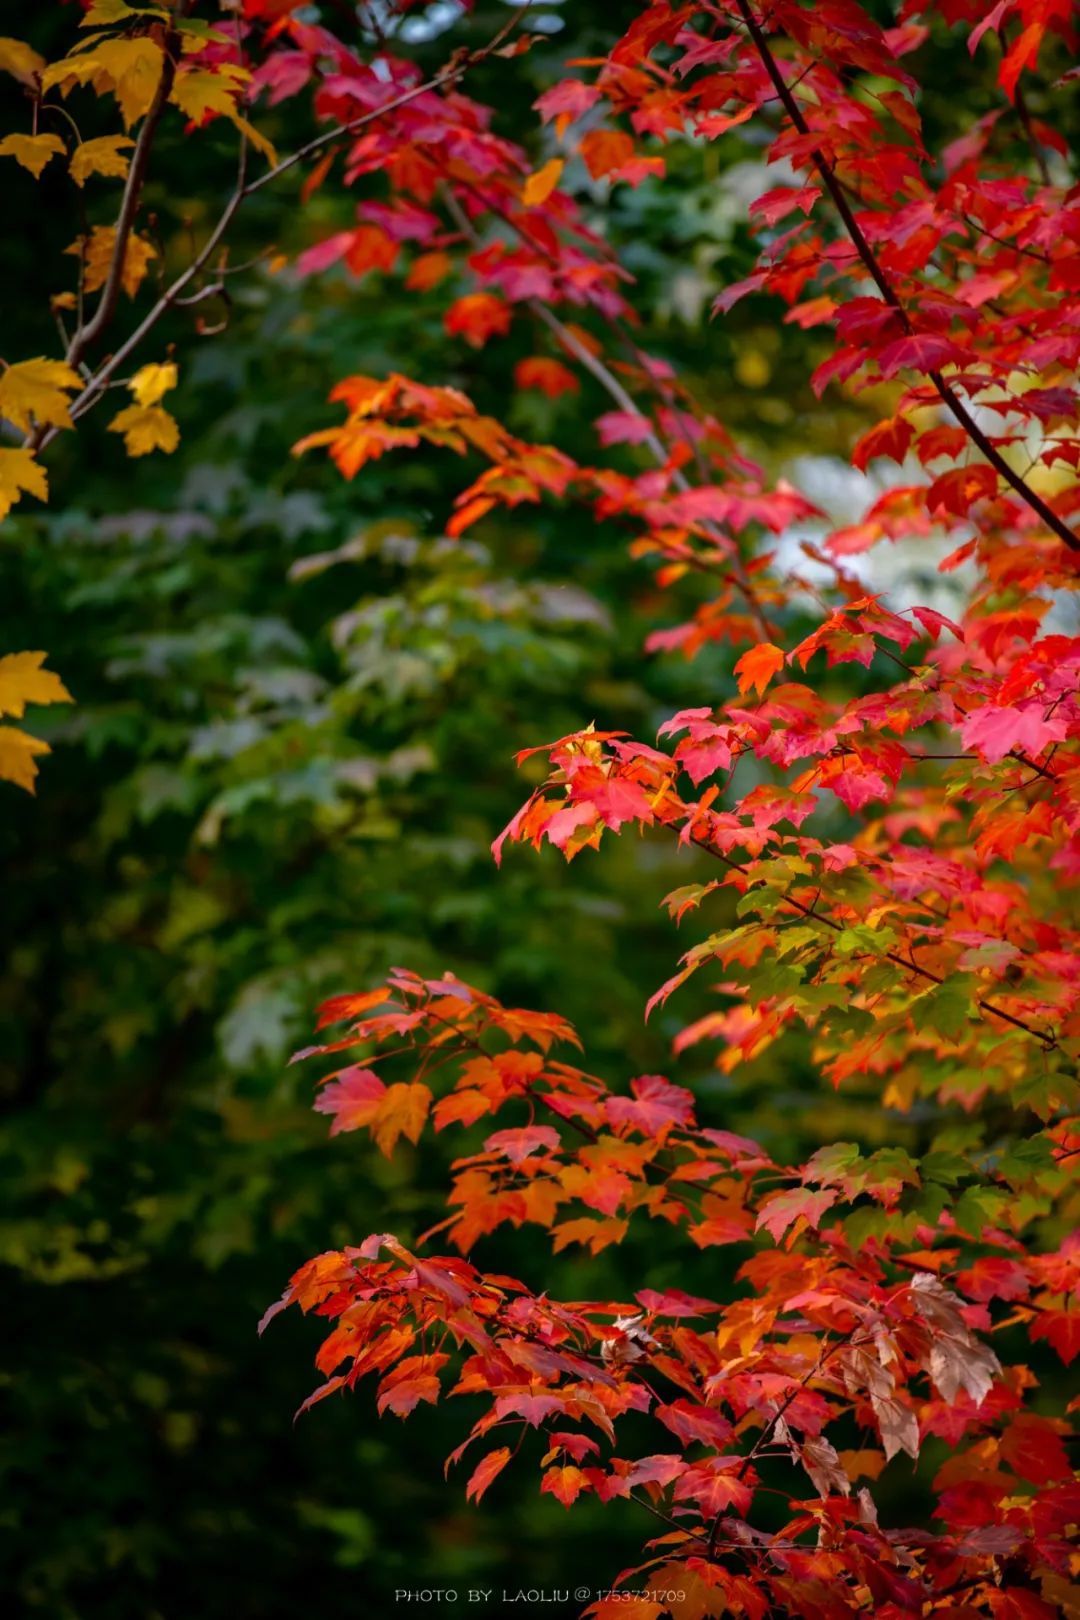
<box><xmin>168</xmin><ymin>64</ymin><xmax>275</xmax><ymax>164</ymax></box>
<box><xmin>0</xmin><ymin>358</ymin><xmax>83</xmax><ymax>434</ymax></box>
<box><xmin>43</xmin><ymin>36</ymin><xmax>164</xmax><ymax>129</ymax></box>
<box><xmin>108</xmin><ymin>402</ymin><xmax>179</xmax><ymax>456</ymax></box>
<box><xmin>0</xmin><ymin>132</ymin><xmax>66</xmax><ymax>178</ymax></box>
<box><xmin>70</xmin><ymin>133</ymin><xmax>134</xmax><ymax>186</ymax></box>
<box><xmin>234</xmin><ymin>115</ymin><xmax>277</xmax><ymax>167</ymax></box>
<box><xmin>108</xmin><ymin>359</ymin><xmax>179</xmax><ymax>454</ymax></box>
<box><xmin>80</xmin><ymin>0</ymin><xmax>169</xmax><ymax>25</ymax></box>
<box><xmin>68</xmin><ymin>224</ymin><xmax>156</xmax><ymax>299</ymax></box>
<box><xmin>169</xmin><ymin>63</ymin><xmax>248</xmax><ymax>123</ymax></box>
<box><xmin>0</xmin><ymin>447</ymin><xmax>48</xmax><ymax>520</ymax></box>
<box><xmin>0</xmin><ymin>726</ymin><xmax>51</xmax><ymax>793</ymax></box>
<box><xmin>0</xmin><ymin>37</ymin><xmax>45</xmax><ymax>85</ymax></box>
<box><xmin>0</xmin><ymin>651</ymin><xmax>73</xmax><ymax>719</ymax></box>
<box><xmin>128</xmin><ymin>361</ymin><xmax>177</xmax><ymax>407</ymax></box>
<box><xmin>0</xmin><ymin>652</ymin><xmax>72</xmax><ymax>795</ymax></box>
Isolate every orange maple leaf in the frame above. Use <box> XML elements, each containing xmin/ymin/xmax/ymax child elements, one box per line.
<box><xmin>733</xmin><ymin>642</ymin><xmax>785</xmax><ymax>697</ymax></box>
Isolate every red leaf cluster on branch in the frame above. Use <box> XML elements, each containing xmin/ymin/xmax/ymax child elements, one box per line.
<box><xmin>266</xmin><ymin>970</ymin><xmax>1078</xmax><ymax>1616</ymax></box>
<box><xmin>242</xmin><ymin>0</ymin><xmax>1080</xmax><ymax>1613</ymax></box>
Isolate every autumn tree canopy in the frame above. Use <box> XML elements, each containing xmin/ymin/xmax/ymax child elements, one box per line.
<box><xmin>4</xmin><ymin>1</ymin><xmax>1080</xmax><ymax>1616</ymax></box>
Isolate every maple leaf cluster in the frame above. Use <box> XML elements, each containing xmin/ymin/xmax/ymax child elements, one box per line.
<box><xmin>269</xmin><ymin>971</ymin><xmax>1078</xmax><ymax>1617</ymax></box>
<box><xmin>240</xmin><ymin>0</ymin><xmax>1080</xmax><ymax>1612</ymax></box>
<box><xmin>0</xmin><ymin>650</ymin><xmax>72</xmax><ymax>792</ymax></box>
<box><xmin>5</xmin><ymin>0</ymin><xmax>1079</xmax><ymax>1612</ymax></box>
<box><xmin>254</xmin><ymin>0</ymin><xmax>1080</xmax><ymax>1611</ymax></box>
<box><xmin>0</xmin><ymin>1</ymin><xmax>283</xmax><ymax>525</ymax></box>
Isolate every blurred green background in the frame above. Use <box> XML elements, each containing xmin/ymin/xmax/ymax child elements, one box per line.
<box><xmin>3</xmin><ymin>3</ymin><xmax>1070</xmax><ymax>1615</ymax></box>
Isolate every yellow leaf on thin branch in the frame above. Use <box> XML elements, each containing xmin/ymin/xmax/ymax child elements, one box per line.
<box><xmin>127</xmin><ymin>361</ymin><xmax>177</xmax><ymax>407</ymax></box>
<box><xmin>107</xmin><ymin>402</ymin><xmax>179</xmax><ymax>456</ymax></box>
<box><xmin>42</xmin><ymin>36</ymin><xmax>165</xmax><ymax>130</ymax></box>
<box><xmin>0</xmin><ymin>359</ymin><xmax>84</xmax><ymax>434</ymax></box>
<box><xmin>0</xmin><ymin>652</ymin><xmax>73</xmax><ymax>719</ymax></box>
<box><xmin>67</xmin><ymin>225</ymin><xmax>156</xmax><ymax>299</ymax></box>
<box><xmin>0</xmin><ymin>133</ymin><xmax>66</xmax><ymax>178</ymax></box>
<box><xmin>0</xmin><ymin>653</ymin><xmax>73</xmax><ymax>795</ymax></box>
<box><xmin>70</xmin><ymin>134</ymin><xmax>134</xmax><ymax>187</ymax></box>
<box><xmin>0</xmin><ymin>36</ymin><xmax>45</xmax><ymax>85</ymax></box>
<box><xmin>0</xmin><ymin>447</ymin><xmax>48</xmax><ymax>520</ymax></box>
<box><xmin>0</xmin><ymin>726</ymin><xmax>51</xmax><ymax>794</ymax></box>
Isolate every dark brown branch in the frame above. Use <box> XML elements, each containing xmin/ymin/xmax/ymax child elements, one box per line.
<box><xmin>67</xmin><ymin>21</ymin><xmax>183</xmax><ymax>369</ymax></box>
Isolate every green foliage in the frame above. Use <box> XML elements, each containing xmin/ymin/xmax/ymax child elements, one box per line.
<box><xmin>0</xmin><ymin>228</ymin><xmax>699</xmax><ymax>1618</ymax></box>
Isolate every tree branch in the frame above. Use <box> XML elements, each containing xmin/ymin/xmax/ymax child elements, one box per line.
<box><xmin>69</xmin><ymin>29</ymin><xmax>181</xmax><ymax>366</ymax></box>
<box><xmin>33</xmin><ymin>6</ymin><xmax>530</xmax><ymax>452</ymax></box>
